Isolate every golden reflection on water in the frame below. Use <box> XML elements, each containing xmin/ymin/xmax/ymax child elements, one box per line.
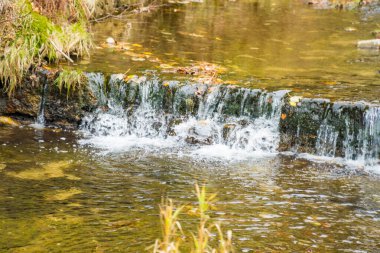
<box><xmin>66</xmin><ymin>0</ymin><xmax>380</xmax><ymax>102</ymax></box>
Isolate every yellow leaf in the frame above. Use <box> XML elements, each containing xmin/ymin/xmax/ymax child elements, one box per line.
<box><xmin>322</xmin><ymin>81</ymin><xmax>337</xmax><ymax>85</ymax></box>
<box><xmin>132</xmin><ymin>43</ymin><xmax>143</xmax><ymax>47</ymax></box>
<box><xmin>289</xmin><ymin>96</ymin><xmax>302</xmax><ymax>107</ymax></box>
<box><xmin>124</xmin><ymin>75</ymin><xmax>138</xmax><ymax>82</ymax></box>
<box><xmin>163</xmin><ymin>82</ymin><xmax>170</xmax><ymax>87</ymax></box>
<box><xmin>0</xmin><ymin>116</ymin><xmax>20</xmax><ymax>127</ymax></box>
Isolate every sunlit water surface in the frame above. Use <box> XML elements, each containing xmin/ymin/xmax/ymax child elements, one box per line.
<box><xmin>73</xmin><ymin>0</ymin><xmax>380</xmax><ymax>102</ymax></box>
<box><xmin>3</xmin><ymin>1</ymin><xmax>380</xmax><ymax>252</ymax></box>
<box><xmin>0</xmin><ymin>126</ymin><xmax>379</xmax><ymax>252</ymax></box>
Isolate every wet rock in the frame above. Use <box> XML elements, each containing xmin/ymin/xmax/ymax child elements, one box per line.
<box><xmin>279</xmin><ymin>98</ymin><xmax>330</xmax><ymax>153</ymax></box>
<box><xmin>323</xmin><ymin>102</ymin><xmax>368</xmax><ymax>158</ymax></box>
<box><xmin>0</xmin><ymin>80</ymin><xmax>41</xmax><ymax>119</ymax></box>
<box><xmin>44</xmin><ymin>86</ymin><xmax>96</xmax><ymax>128</ymax></box>
<box><xmin>278</xmin><ymin>96</ymin><xmax>377</xmax><ymax>160</ymax></box>
<box><xmin>223</xmin><ymin>123</ymin><xmax>236</xmax><ymax>140</ymax></box>
<box><xmin>218</xmin><ymin>87</ymin><xmax>245</xmax><ymax>117</ymax></box>
<box><xmin>185</xmin><ymin>136</ymin><xmax>212</xmax><ymax>145</ymax></box>
<box><xmin>167</xmin><ymin>118</ymin><xmax>183</xmax><ymax>136</ymax></box>
<box><xmin>173</xmin><ymin>84</ymin><xmax>203</xmax><ymax>115</ymax></box>
<box><xmin>0</xmin><ymin>70</ymin><xmax>97</xmax><ymax>128</ymax></box>
<box><xmin>237</xmin><ymin>89</ymin><xmax>263</xmax><ymax>117</ymax></box>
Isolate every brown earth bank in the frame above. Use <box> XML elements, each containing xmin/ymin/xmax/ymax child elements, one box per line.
<box><xmin>0</xmin><ymin>69</ymin><xmax>97</xmax><ymax>129</ymax></box>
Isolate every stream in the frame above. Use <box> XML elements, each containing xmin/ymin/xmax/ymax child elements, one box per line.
<box><xmin>1</xmin><ymin>0</ymin><xmax>380</xmax><ymax>252</ymax></box>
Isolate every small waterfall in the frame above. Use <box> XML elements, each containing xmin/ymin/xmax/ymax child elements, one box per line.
<box><xmin>358</xmin><ymin>107</ymin><xmax>380</xmax><ymax>166</ymax></box>
<box><xmin>35</xmin><ymin>73</ymin><xmax>49</xmax><ymax>126</ymax></box>
<box><xmin>81</xmin><ymin>74</ymin><xmax>288</xmax><ymax>156</ymax></box>
<box><xmin>313</xmin><ymin>104</ymin><xmax>380</xmax><ymax>167</ymax></box>
<box><xmin>316</xmin><ymin>122</ymin><xmax>339</xmax><ymax>157</ymax></box>
<box><xmin>81</xmin><ymin>73</ymin><xmax>380</xmax><ymax>169</ymax></box>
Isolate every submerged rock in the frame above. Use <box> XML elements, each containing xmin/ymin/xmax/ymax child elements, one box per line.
<box><xmin>0</xmin><ymin>70</ymin><xmax>97</xmax><ymax>128</ymax></box>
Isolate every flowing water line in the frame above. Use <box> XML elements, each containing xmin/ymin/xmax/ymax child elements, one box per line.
<box><xmin>80</xmin><ymin>73</ymin><xmax>380</xmax><ymax>170</ymax></box>
<box><xmin>36</xmin><ymin>72</ymin><xmax>49</xmax><ymax>126</ymax></box>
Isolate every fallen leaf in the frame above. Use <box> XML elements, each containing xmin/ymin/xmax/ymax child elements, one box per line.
<box><xmin>281</xmin><ymin>113</ymin><xmax>287</xmax><ymax>120</ymax></box>
<box><xmin>124</xmin><ymin>75</ymin><xmax>138</xmax><ymax>82</ymax></box>
<box><xmin>0</xmin><ymin>116</ymin><xmax>20</xmax><ymax>127</ymax></box>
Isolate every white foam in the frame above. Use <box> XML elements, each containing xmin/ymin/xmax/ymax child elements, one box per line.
<box><xmin>291</xmin><ymin>152</ymin><xmax>380</xmax><ymax>175</ymax></box>
<box><xmin>29</xmin><ymin>123</ymin><xmax>45</xmax><ymax>130</ymax></box>
<box><xmin>191</xmin><ymin>144</ymin><xmax>276</xmax><ymax>161</ymax></box>
<box><xmin>79</xmin><ymin>135</ymin><xmax>177</xmax><ymax>153</ymax></box>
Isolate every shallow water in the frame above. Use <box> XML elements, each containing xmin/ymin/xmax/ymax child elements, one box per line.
<box><xmin>3</xmin><ymin>1</ymin><xmax>380</xmax><ymax>252</ymax></box>
<box><xmin>75</xmin><ymin>0</ymin><xmax>380</xmax><ymax>102</ymax></box>
<box><xmin>0</xmin><ymin>126</ymin><xmax>379</xmax><ymax>252</ymax></box>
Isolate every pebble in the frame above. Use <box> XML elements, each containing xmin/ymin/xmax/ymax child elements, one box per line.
<box><xmin>106</xmin><ymin>37</ymin><xmax>116</xmax><ymax>45</ymax></box>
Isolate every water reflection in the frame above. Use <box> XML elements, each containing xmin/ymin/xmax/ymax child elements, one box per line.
<box><xmin>0</xmin><ymin>126</ymin><xmax>379</xmax><ymax>252</ymax></box>
<box><xmin>73</xmin><ymin>0</ymin><xmax>380</xmax><ymax>102</ymax></box>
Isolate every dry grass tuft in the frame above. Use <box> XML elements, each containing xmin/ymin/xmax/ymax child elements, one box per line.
<box><xmin>152</xmin><ymin>183</ymin><xmax>234</xmax><ymax>253</ymax></box>
<box><xmin>55</xmin><ymin>69</ymin><xmax>87</xmax><ymax>97</ymax></box>
<box><xmin>0</xmin><ymin>0</ymin><xmax>93</xmax><ymax>95</ymax></box>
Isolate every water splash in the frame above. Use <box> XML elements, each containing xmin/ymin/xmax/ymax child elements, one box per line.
<box><xmin>80</xmin><ymin>74</ymin><xmax>380</xmax><ymax>172</ymax></box>
<box><xmin>313</xmin><ymin>104</ymin><xmax>380</xmax><ymax>171</ymax></box>
<box><xmin>80</xmin><ymin>74</ymin><xmax>288</xmax><ymax>158</ymax></box>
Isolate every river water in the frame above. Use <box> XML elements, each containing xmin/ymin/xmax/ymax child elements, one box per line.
<box><xmin>1</xmin><ymin>0</ymin><xmax>380</xmax><ymax>252</ymax></box>
<box><xmin>77</xmin><ymin>0</ymin><xmax>380</xmax><ymax>102</ymax></box>
<box><xmin>0</xmin><ymin>126</ymin><xmax>379</xmax><ymax>252</ymax></box>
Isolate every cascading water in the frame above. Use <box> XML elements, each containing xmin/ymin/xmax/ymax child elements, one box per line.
<box><xmin>313</xmin><ymin>104</ymin><xmax>380</xmax><ymax>168</ymax></box>
<box><xmin>81</xmin><ymin>74</ymin><xmax>288</xmax><ymax>157</ymax></box>
<box><xmin>33</xmin><ymin>72</ymin><xmax>49</xmax><ymax>127</ymax></box>
<box><xmin>80</xmin><ymin>73</ymin><xmax>380</xmax><ymax>171</ymax></box>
